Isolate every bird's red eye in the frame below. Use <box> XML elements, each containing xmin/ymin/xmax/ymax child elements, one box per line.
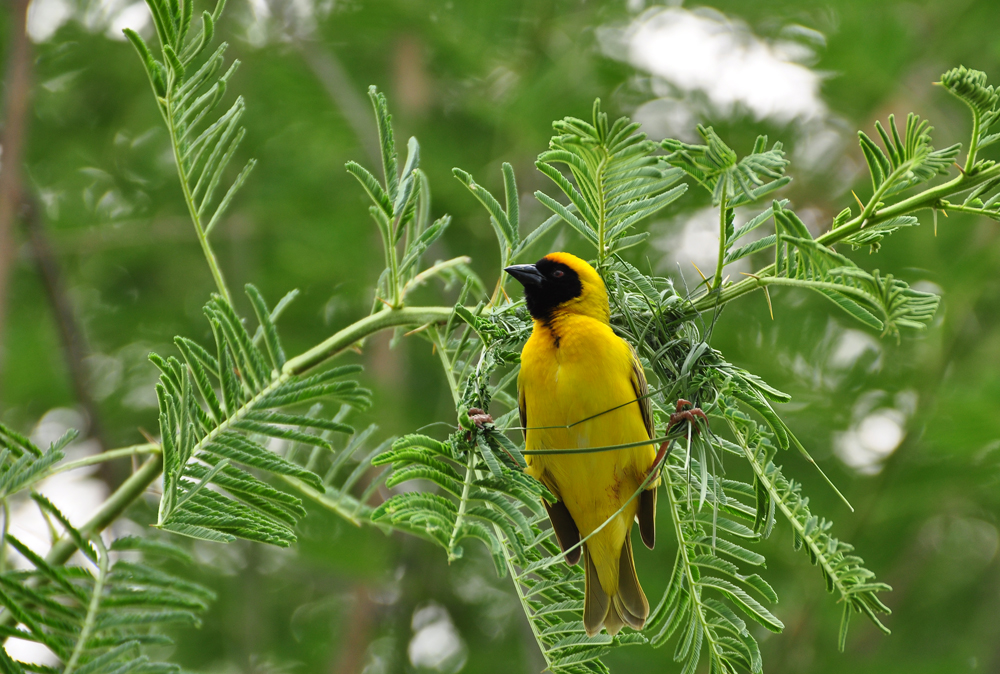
<box><xmin>552</xmin><ymin>270</ymin><xmax>564</xmax><ymax>278</ymax></box>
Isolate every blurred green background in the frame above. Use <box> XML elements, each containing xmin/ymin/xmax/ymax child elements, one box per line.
<box><xmin>1</xmin><ymin>0</ymin><xmax>998</xmax><ymax>672</ymax></box>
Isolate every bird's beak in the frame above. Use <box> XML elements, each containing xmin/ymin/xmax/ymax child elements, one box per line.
<box><xmin>504</xmin><ymin>264</ymin><xmax>545</xmax><ymax>286</ymax></box>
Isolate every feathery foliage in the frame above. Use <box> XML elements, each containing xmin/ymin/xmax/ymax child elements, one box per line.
<box><xmin>348</xmin><ymin>88</ymin><xmax>477</xmax><ymax>309</ymax></box>
<box><xmin>856</xmin><ymin>113</ymin><xmax>959</xmax><ymax>199</ymax></box>
<box><xmin>0</xmin><ymin>501</ymin><xmax>212</xmax><ymax>674</ymax></box>
<box><xmin>534</xmin><ymin>100</ymin><xmax>688</xmax><ymax>267</ymax></box>
<box><xmin>124</xmin><ymin>0</ymin><xmax>255</xmax><ymax>303</ymax></box>
<box><xmin>152</xmin><ymin>285</ymin><xmax>371</xmax><ymax>546</ymax></box>
<box><xmin>0</xmin><ymin>424</ymin><xmax>73</xmax><ymax>500</ymax></box>
<box><xmin>12</xmin><ymin>13</ymin><xmax>997</xmax><ymax>669</ymax></box>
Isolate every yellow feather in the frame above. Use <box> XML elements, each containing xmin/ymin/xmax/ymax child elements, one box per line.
<box><xmin>516</xmin><ymin>252</ymin><xmax>657</xmax><ymax>635</ymax></box>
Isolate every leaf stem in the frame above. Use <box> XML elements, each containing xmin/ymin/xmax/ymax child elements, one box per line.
<box><xmin>965</xmin><ymin>110</ymin><xmax>981</xmax><ymax>175</ymax></box>
<box><xmin>689</xmin><ymin>163</ymin><xmax>1000</xmax><ymax>316</ymax></box>
<box><xmin>47</xmin><ymin>444</ymin><xmax>160</xmax><ymax>477</ymax></box>
<box><xmin>45</xmin><ymin>454</ymin><xmax>164</xmax><ymax>566</ymax></box>
<box><xmin>662</xmin><ymin>460</ymin><xmax>726</xmax><ymax>668</ymax></box>
<box><xmin>284</xmin><ymin>306</ymin><xmax>457</xmax><ymax>375</ymax></box>
<box><xmin>713</xmin><ymin>184</ymin><xmax>727</xmax><ymax>292</ymax></box>
<box><xmin>447</xmin><ymin>450</ymin><xmax>476</xmax><ymax>562</ymax></box>
<box><xmin>732</xmin><ymin>423</ymin><xmax>870</xmax><ymax>618</ymax></box>
<box><xmin>62</xmin><ymin>535</ymin><xmax>108</xmax><ymax>674</ymax></box>
<box><xmin>166</xmin><ymin>94</ymin><xmax>233</xmax><ymax>304</ymax></box>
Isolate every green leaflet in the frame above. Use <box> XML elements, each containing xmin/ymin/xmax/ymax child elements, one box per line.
<box><xmin>0</xmin><ymin>512</ymin><xmax>213</xmax><ymax>674</ymax></box>
<box><xmin>153</xmin><ymin>288</ymin><xmax>374</xmax><ymax>546</ymax></box>
<box><xmin>534</xmin><ymin>100</ymin><xmax>687</xmax><ymax>266</ymax></box>
<box><xmin>857</xmin><ymin>113</ymin><xmax>960</xmax><ymax>198</ymax></box>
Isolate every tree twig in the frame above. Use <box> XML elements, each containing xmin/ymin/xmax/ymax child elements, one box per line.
<box><xmin>0</xmin><ymin>0</ymin><xmax>33</xmax><ymax>390</ymax></box>
<box><xmin>23</xmin><ymin>199</ymin><xmax>119</xmax><ymax>484</ymax></box>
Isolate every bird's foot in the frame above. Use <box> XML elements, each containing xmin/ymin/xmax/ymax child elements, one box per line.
<box><xmin>467</xmin><ymin>408</ymin><xmax>494</xmax><ymax>429</ymax></box>
<box><xmin>645</xmin><ymin>400</ymin><xmax>708</xmax><ymax>483</ymax></box>
<box><xmin>668</xmin><ymin>399</ymin><xmax>707</xmax><ymax>435</ymax></box>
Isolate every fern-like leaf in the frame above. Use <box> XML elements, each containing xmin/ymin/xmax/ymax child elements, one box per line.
<box><xmin>857</xmin><ymin>113</ymin><xmax>960</xmax><ymax>198</ymax></box>
<box><xmin>535</xmin><ymin>100</ymin><xmax>687</xmax><ymax>266</ymax></box>
<box><xmin>0</xmin><ymin>506</ymin><xmax>212</xmax><ymax>673</ymax></box>
<box><xmin>153</xmin><ymin>285</ymin><xmax>372</xmax><ymax>546</ymax></box>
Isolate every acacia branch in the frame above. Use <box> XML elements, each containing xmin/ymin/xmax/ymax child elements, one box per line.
<box><xmin>689</xmin><ymin>164</ymin><xmax>1000</xmax><ymax>316</ymax></box>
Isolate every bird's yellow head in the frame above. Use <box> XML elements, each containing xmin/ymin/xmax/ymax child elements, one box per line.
<box><xmin>504</xmin><ymin>252</ymin><xmax>610</xmax><ymax>323</ymax></box>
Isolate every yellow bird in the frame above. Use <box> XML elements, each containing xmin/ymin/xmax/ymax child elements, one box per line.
<box><xmin>505</xmin><ymin>252</ymin><xmax>658</xmax><ymax>637</ymax></box>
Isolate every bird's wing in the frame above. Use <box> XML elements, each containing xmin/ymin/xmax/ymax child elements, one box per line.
<box><xmin>518</xmin><ymin>383</ymin><xmax>528</xmax><ymax>443</ymax></box>
<box><xmin>628</xmin><ymin>341</ymin><xmax>657</xmax><ymax>550</ymax></box>
<box><xmin>627</xmin><ymin>342</ymin><xmax>654</xmax><ymax>440</ymax></box>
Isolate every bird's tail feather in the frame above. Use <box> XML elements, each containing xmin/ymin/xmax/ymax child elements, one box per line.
<box><xmin>583</xmin><ymin>533</ymin><xmax>649</xmax><ymax>637</ymax></box>
<box><xmin>583</xmin><ymin>548</ymin><xmax>610</xmax><ymax>636</ymax></box>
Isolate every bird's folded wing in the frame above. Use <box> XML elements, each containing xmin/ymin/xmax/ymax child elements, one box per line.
<box><xmin>628</xmin><ymin>341</ymin><xmax>657</xmax><ymax>549</ymax></box>
<box><xmin>627</xmin><ymin>342</ymin><xmax>654</xmax><ymax>440</ymax></box>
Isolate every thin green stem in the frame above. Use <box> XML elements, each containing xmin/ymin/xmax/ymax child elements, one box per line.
<box><xmin>965</xmin><ymin>111</ymin><xmax>981</xmax><ymax>175</ymax></box>
<box><xmin>45</xmin><ymin>454</ymin><xmax>164</xmax><ymax>567</ymax></box>
<box><xmin>0</xmin><ymin>500</ymin><xmax>7</xmax><ymax>574</ymax></box>
<box><xmin>939</xmin><ymin>201</ymin><xmax>1000</xmax><ymax>219</ymax></box>
<box><xmin>447</xmin><ymin>450</ymin><xmax>476</xmax><ymax>562</ymax></box>
<box><xmin>62</xmin><ymin>535</ymin><xmax>108</xmax><ymax>674</ymax></box>
<box><xmin>713</xmin><ymin>184</ymin><xmax>727</xmax><ymax>292</ymax></box>
<box><xmin>503</xmin><ymin>544</ymin><xmax>555</xmax><ymax>672</ymax></box>
<box><xmin>279</xmin><ymin>474</ymin><xmax>366</xmax><ymax>526</ymax></box>
<box><xmin>166</xmin><ymin>97</ymin><xmax>232</xmax><ymax>304</ymax></box>
<box><xmin>284</xmin><ymin>306</ymin><xmax>456</xmax><ymax>375</ymax></box>
<box><xmin>689</xmin><ymin>164</ymin><xmax>1000</xmax><ymax>316</ymax></box>
<box><xmin>596</xmin><ymin>153</ymin><xmax>608</xmax><ymax>269</ymax></box>
<box><xmin>428</xmin><ymin>326</ymin><xmax>461</xmax><ymax>406</ymax></box>
<box><xmin>662</xmin><ymin>460</ymin><xmax>725</xmax><ymax>669</ymax></box>
<box><xmin>48</xmin><ymin>444</ymin><xmax>159</xmax><ymax>477</ymax></box>
<box><xmin>732</xmin><ymin>421</ymin><xmax>853</xmax><ymax>603</ymax></box>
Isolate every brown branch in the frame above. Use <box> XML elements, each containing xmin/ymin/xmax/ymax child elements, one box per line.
<box><xmin>23</xmin><ymin>199</ymin><xmax>119</xmax><ymax>485</ymax></box>
<box><xmin>0</xmin><ymin>0</ymin><xmax>33</xmax><ymax>391</ymax></box>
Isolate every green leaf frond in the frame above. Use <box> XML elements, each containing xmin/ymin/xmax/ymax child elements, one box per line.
<box><xmin>371</xmin><ymin>433</ymin><xmax>546</xmax><ymax>574</ymax></box>
<box><xmin>534</xmin><ymin>100</ymin><xmax>688</xmax><ymax>267</ymax></box>
<box><xmin>153</xmin><ymin>285</ymin><xmax>373</xmax><ymax>546</ymax></box>
<box><xmin>0</xmin><ymin>505</ymin><xmax>213</xmax><ymax>674</ymax></box>
<box><xmin>939</xmin><ymin>65</ymin><xmax>1000</xmax><ymax>172</ymax></box>
<box><xmin>663</xmin><ymin>127</ymin><xmax>790</xmax><ymax>207</ymax></box>
<box><xmin>647</xmin><ymin>450</ymin><xmax>778</xmax><ymax>674</ymax></box>
<box><xmin>726</xmin><ymin>413</ymin><xmax>892</xmax><ymax>650</ymax></box>
<box><xmin>857</xmin><ymin>113</ymin><xmax>960</xmax><ymax>199</ymax></box>
<box><xmin>347</xmin><ymin>88</ymin><xmax>481</xmax><ymax>309</ymax></box>
<box><xmin>0</xmin><ymin>423</ymin><xmax>72</xmax><ymax>500</ymax></box>
<box><xmin>125</xmin><ymin>0</ymin><xmax>252</xmax><ymax>303</ymax></box>
<box><xmin>768</xmin><ymin>203</ymin><xmax>939</xmax><ymax>337</ymax></box>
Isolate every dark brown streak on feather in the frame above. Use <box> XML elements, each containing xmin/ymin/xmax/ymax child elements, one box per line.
<box><xmin>542</xmin><ymin>319</ymin><xmax>561</xmax><ymax>349</ymax></box>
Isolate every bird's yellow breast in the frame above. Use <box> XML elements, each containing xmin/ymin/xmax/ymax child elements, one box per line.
<box><xmin>519</xmin><ymin>313</ymin><xmax>655</xmax><ymax>584</ymax></box>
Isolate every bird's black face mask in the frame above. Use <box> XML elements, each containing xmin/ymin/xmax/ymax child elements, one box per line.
<box><xmin>504</xmin><ymin>257</ymin><xmax>583</xmax><ymax>320</ymax></box>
